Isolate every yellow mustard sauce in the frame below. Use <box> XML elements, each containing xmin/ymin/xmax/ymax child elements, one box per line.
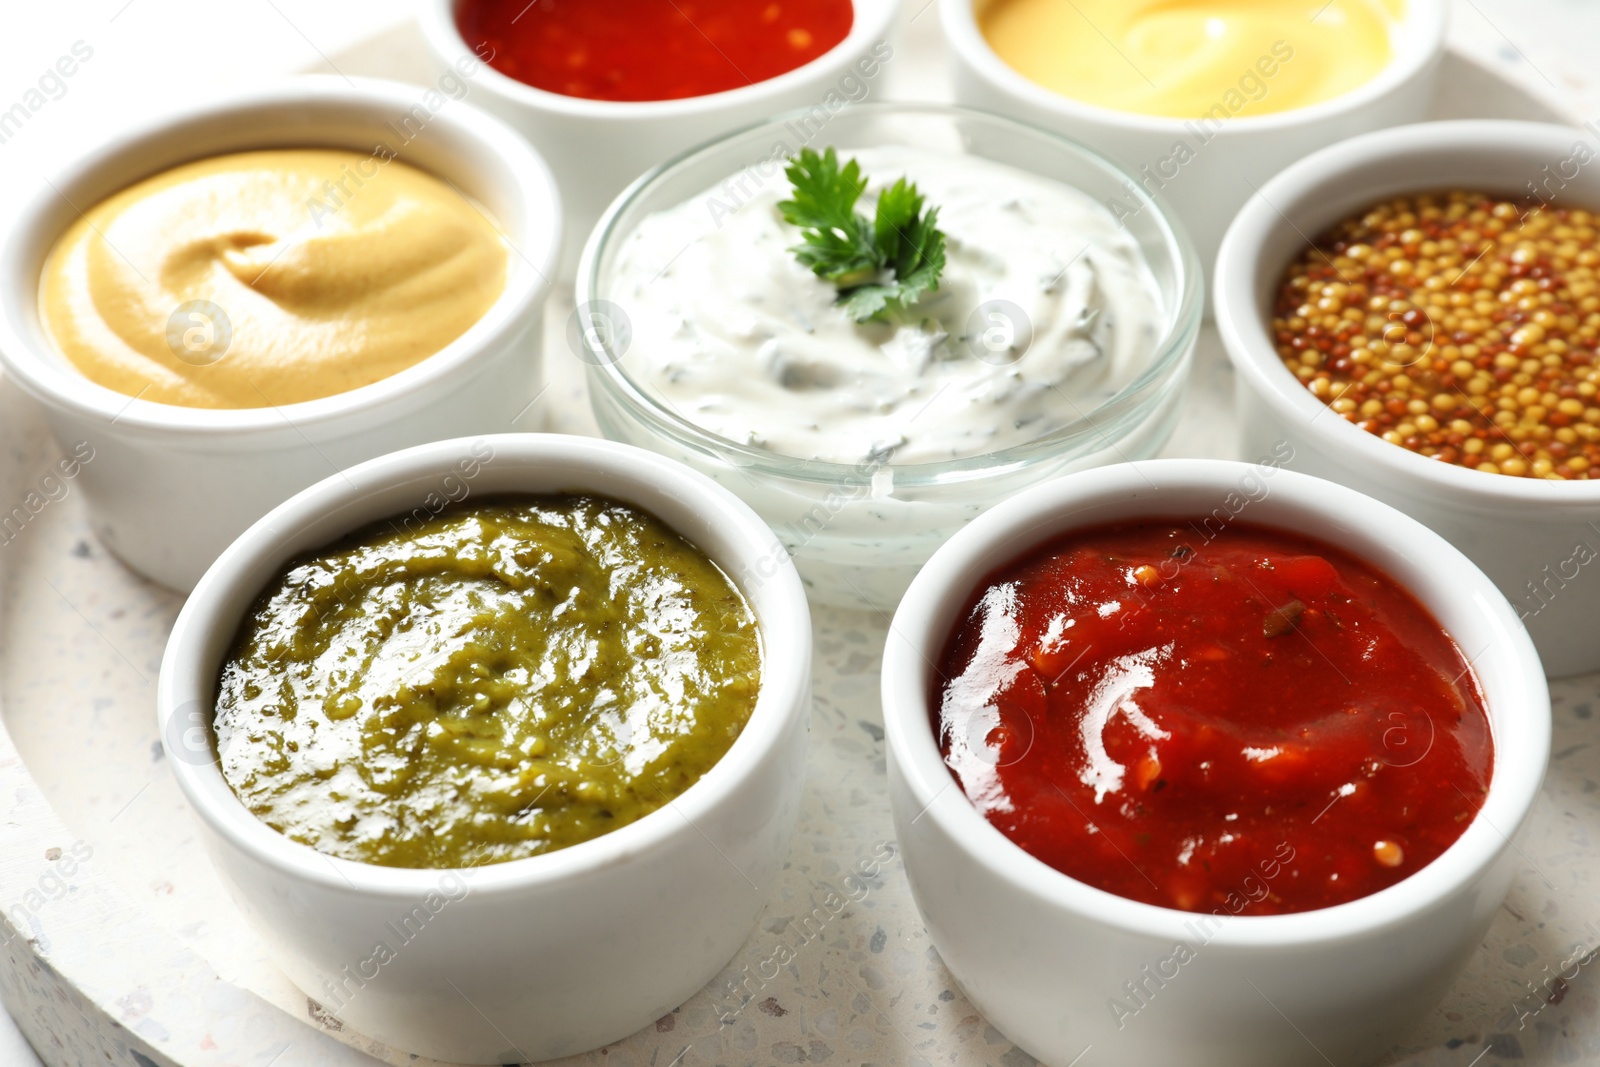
<box><xmin>979</xmin><ymin>0</ymin><xmax>1401</xmax><ymax>119</ymax></box>
<box><xmin>39</xmin><ymin>149</ymin><xmax>507</xmax><ymax>409</ymax></box>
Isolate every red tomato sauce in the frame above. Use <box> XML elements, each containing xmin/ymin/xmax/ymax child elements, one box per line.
<box><xmin>457</xmin><ymin>0</ymin><xmax>855</xmax><ymax>103</ymax></box>
<box><xmin>933</xmin><ymin>521</ymin><xmax>1494</xmax><ymax>916</ymax></box>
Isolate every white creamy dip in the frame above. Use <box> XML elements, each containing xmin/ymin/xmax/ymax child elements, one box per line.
<box><xmin>606</xmin><ymin>145</ymin><xmax>1165</xmax><ymax>465</ymax></box>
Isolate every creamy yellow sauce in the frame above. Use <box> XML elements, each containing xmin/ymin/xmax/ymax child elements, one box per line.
<box><xmin>979</xmin><ymin>0</ymin><xmax>1400</xmax><ymax>118</ymax></box>
<box><xmin>40</xmin><ymin>149</ymin><xmax>507</xmax><ymax>409</ymax></box>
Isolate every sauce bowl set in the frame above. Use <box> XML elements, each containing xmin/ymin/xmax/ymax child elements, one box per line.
<box><xmin>0</xmin><ymin>3</ymin><xmax>1576</xmax><ymax>1064</ymax></box>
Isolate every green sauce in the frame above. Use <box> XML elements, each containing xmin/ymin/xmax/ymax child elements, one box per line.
<box><xmin>213</xmin><ymin>495</ymin><xmax>762</xmax><ymax>869</ymax></box>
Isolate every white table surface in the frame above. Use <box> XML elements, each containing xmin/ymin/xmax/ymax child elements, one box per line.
<box><xmin>0</xmin><ymin>1</ymin><xmax>1596</xmax><ymax>1064</ymax></box>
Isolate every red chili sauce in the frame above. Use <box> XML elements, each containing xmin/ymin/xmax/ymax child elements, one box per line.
<box><xmin>933</xmin><ymin>521</ymin><xmax>1494</xmax><ymax>916</ymax></box>
<box><xmin>457</xmin><ymin>0</ymin><xmax>855</xmax><ymax>103</ymax></box>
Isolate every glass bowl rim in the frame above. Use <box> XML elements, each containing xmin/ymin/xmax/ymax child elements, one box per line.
<box><xmin>576</xmin><ymin>100</ymin><xmax>1204</xmax><ymax>488</ymax></box>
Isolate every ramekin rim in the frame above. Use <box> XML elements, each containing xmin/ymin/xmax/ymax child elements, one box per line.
<box><xmin>0</xmin><ymin>74</ymin><xmax>559</xmax><ymax>437</ymax></box>
<box><xmin>882</xmin><ymin>458</ymin><xmax>1550</xmax><ymax>946</ymax></box>
<box><xmin>156</xmin><ymin>433</ymin><xmax>813</xmax><ymax>897</ymax></box>
<box><xmin>938</xmin><ymin>0</ymin><xmax>1448</xmax><ymax>134</ymax></box>
<box><xmin>1213</xmin><ymin>118</ymin><xmax>1600</xmax><ymax>505</ymax></box>
<box><xmin>415</xmin><ymin>0</ymin><xmax>902</xmax><ymax>118</ymax></box>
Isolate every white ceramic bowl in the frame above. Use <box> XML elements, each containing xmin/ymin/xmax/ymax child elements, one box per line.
<box><xmin>0</xmin><ymin>77</ymin><xmax>560</xmax><ymax>592</ymax></box>
<box><xmin>418</xmin><ymin>0</ymin><xmax>901</xmax><ymax>275</ymax></box>
<box><xmin>883</xmin><ymin>459</ymin><xmax>1549</xmax><ymax>1067</ymax></box>
<box><xmin>1216</xmin><ymin>119</ymin><xmax>1600</xmax><ymax>678</ymax></box>
<box><xmin>156</xmin><ymin>433</ymin><xmax>812</xmax><ymax>1064</ymax></box>
<box><xmin>942</xmin><ymin>0</ymin><xmax>1446</xmax><ymax>276</ymax></box>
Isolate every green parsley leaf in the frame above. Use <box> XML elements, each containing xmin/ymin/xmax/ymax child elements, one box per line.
<box><xmin>778</xmin><ymin>148</ymin><xmax>947</xmax><ymax>322</ymax></box>
<box><xmin>778</xmin><ymin>148</ymin><xmax>880</xmax><ymax>288</ymax></box>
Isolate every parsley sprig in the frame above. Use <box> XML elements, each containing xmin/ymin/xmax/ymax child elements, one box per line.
<box><xmin>777</xmin><ymin>148</ymin><xmax>947</xmax><ymax>323</ymax></box>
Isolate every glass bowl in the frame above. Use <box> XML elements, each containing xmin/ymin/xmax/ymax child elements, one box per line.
<box><xmin>577</xmin><ymin>102</ymin><xmax>1203</xmax><ymax>611</ymax></box>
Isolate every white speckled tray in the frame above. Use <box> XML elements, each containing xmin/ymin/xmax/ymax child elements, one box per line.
<box><xmin>2</xmin><ymin>8</ymin><xmax>1597</xmax><ymax>1067</ymax></box>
